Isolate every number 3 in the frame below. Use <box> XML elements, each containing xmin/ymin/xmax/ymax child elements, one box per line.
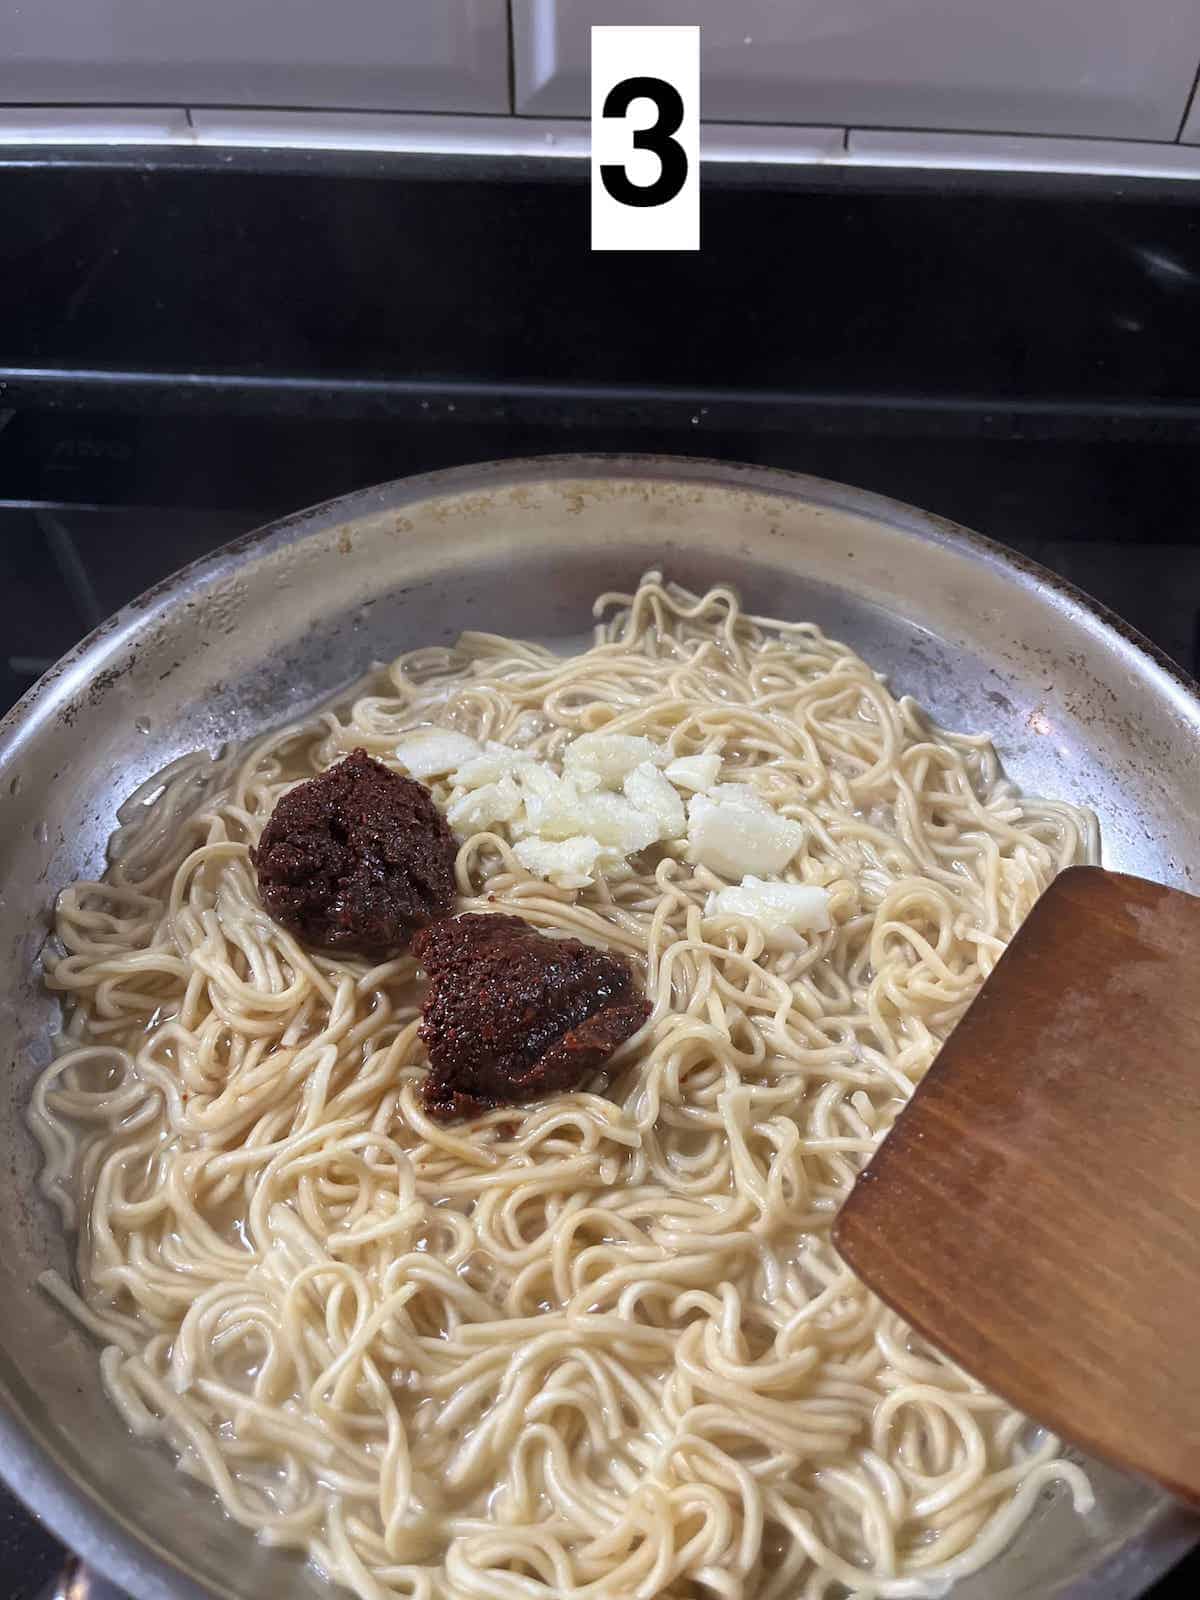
<box><xmin>600</xmin><ymin>76</ymin><xmax>688</xmax><ymax>208</ymax></box>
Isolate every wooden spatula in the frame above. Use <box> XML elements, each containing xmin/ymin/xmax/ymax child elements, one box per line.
<box><xmin>832</xmin><ymin>864</ymin><xmax>1200</xmax><ymax>1506</ymax></box>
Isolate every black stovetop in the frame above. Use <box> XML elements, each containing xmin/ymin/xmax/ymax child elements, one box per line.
<box><xmin>1</xmin><ymin>149</ymin><xmax>1198</xmax><ymax>1598</ymax></box>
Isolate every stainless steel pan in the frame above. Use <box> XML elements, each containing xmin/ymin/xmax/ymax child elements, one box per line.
<box><xmin>1</xmin><ymin>456</ymin><xmax>1197</xmax><ymax>1600</ymax></box>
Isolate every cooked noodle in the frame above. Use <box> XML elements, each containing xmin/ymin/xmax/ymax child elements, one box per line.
<box><xmin>31</xmin><ymin>575</ymin><xmax>1098</xmax><ymax>1600</ymax></box>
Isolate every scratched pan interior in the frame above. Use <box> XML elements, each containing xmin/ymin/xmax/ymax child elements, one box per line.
<box><xmin>0</xmin><ymin>454</ymin><xmax>1197</xmax><ymax>1600</ymax></box>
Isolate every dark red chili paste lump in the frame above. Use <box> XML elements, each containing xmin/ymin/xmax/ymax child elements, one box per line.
<box><xmin>414</xmin><ymin>913</ymin><xmax>649</xmax><ymax>1120</ymax></box>
<box><xmin>253</xmin><ymin>749</ymin><xmax>458</xmax><ymax>956</ymax></box>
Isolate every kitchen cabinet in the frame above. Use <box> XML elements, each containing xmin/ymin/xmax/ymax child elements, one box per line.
<box><xmin>514</xmin><ymin>0</ymin><xmax>1200</xmax><ymax>141</ymax></box>
<box><xmin>0</xmin><ymin>0</ymin><xmax>509</xmax><ymax>113</ymax></box>
<box><xmin>1175</xmin><ymin>86</ymin><xmax>1200</xmax><ymax>141</ymax></box>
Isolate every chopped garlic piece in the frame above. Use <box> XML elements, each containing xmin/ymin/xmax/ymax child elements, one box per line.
<box><xmin>563</xmin><ymin>732</ymin><xmax>667</xmax><ymax>784</ymax></box>
<box><xmin>577</xmin><ymin>791</ymin><xmax>663</xmax><ymax>854</ymax></box>
<box><xmin>623</xmin><ymin>762</ymin><xmax>685</xmax><ymax>839</ymax></box>
<box><xmin>452</xmin><ymin>741</ymin><xmax>534</xmax><ymax>787</ymax></box>
<box><xmin>687</xmin><ymin>792</ymin><xmax>804</xmax><ymax>878</ymax></box>
<box><xmin>396</xmin><ymin>729</ymin><xmax>481</xmax><ymax>779</ymax></box>
<box><xmin>512</xmin><ymin>835</ymin><xmax>603</xmax><ymax>888</ymax></box>
<box><xmin>438</xmin><ymin>731</ymin><xmax>685</xmax><ymax>882</ymax></box>
<box><xmin>512</xmin><ymin>769</ymin><xmax>659</xmax><ymax>854</ymax></box>
<box><xmin>703</xmin><ymin>782</ymin><xmax>773</xmax><ymax>814</ymax></box>
<box><xmin>518</xmin><ymin>770</ymin><xmax>593</xmax><ymax>840</ymax></box>
<box><xmin>706</xmin><ymin>876</ymin><xmax>831</xmax><ymax>940</ymax></box>
<box><xmin>446</xmin><ymin>775</ymin><xmax>521</xmax><ymax>830</ymax></box>
<box><xmin>664</xmin><ymin>752</ymin><xmax>722</xmax><ymax>792</ymax></box>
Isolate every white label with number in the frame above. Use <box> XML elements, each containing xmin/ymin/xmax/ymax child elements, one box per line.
<box><xmin>590</xmin><ymin>25</ymin><xmax>699</xmax><ymax>252</ymax></box>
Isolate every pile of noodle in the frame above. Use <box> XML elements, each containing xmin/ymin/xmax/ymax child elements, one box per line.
<box><xmin>30</xmin><ymin>575</ymin><xmax>1098</xmax><ymax>1600</ymax></box>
